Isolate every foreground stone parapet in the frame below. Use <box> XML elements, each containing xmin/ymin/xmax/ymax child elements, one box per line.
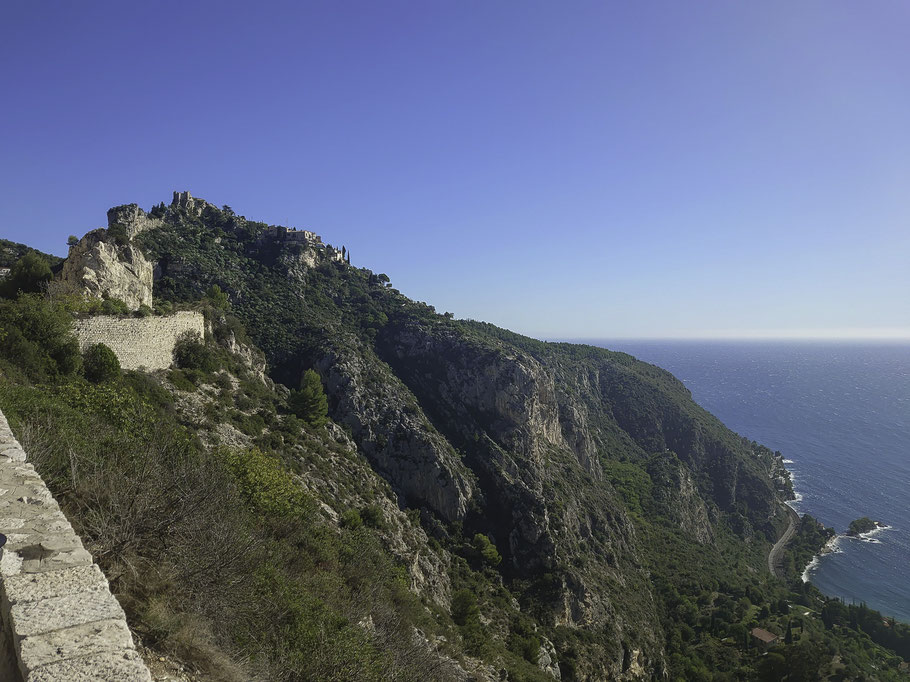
<box><xmin>0</xmin><ymin>409</ymin><xmax>152</xmax><ymax>681</ymax></box>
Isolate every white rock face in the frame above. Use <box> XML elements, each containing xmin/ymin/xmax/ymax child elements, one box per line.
<box><xmin>538</xmin><ymin>636</ymin><xmax>562</xmax><ymax>679</ymax></box>
<box><xmin>105</xmin><ymin>203</ymin><xmax>162</xmax><ymax>239</ymax></box>
<box><xmin>59</xmin><ymin>230</ymin><xmax>153</xmax><ymax>310</ymax></box>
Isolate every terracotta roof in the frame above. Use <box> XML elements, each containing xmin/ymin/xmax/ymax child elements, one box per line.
<box><xmin>751</xmin><ymin>628</ymin><xmax>778</xmax><ymax>643</ymax></box>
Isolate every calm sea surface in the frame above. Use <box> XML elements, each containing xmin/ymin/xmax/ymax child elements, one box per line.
<box><xmin>585</xmin><ymin>340</ymin><xmax>910</xmax><ymax>623</ymax></box>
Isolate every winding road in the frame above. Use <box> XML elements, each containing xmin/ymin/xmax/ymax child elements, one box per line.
<box><xmin>768</xmin><ymin>503</ymin><xmax>800</xmax><ymax>577</ymax></box>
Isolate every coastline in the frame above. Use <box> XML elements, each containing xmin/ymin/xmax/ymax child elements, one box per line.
<box><xmin>597</xmin><ymin>340</ymin><xmax>910</xmax><ymax>625</ymax></box>
<box><xmin>800</xmin><ymin>519</ymin><xmax>893</xmax><ymax>584</ymax></box>
<box><xmin>777</xmin><ymin>456</ymin><xmax>835</xmax><ymax>584</ymax></box>
<box><xmin>801</xmin><ymin>534</ymin><xmax>841</xmax><ymax>583</ymax></box>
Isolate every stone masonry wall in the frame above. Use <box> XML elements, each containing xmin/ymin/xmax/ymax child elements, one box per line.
<box><xmin>0</xmin><ymin>409</ymin><xmax>152</xmax><ymax>681</ymax></box>
<box><xmin>71</xmin><ymin>311</ymin><xmax>204</xmax><ymax>371</ymax></box>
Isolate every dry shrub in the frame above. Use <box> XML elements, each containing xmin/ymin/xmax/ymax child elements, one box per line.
<box><xmin>17</xmin><ymin>413</ymin><xmax>263</xmax><ymax>681</ymax></box>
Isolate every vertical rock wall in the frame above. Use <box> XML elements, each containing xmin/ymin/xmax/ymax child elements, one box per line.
<box><xmin>0</xmin><ymin>409</ymin><xmax>152</xmax><ymax>681</ymax></box>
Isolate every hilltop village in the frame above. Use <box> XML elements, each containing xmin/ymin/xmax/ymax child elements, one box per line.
<box><xmin>15</xmin><ymin>191</ymin><xmax>354</xmax><ymax>372</ymax></box>
<box><xmin>114</xmin><ymin>191</ymin><xmax>350</xmax><ymax>264</ymax></box>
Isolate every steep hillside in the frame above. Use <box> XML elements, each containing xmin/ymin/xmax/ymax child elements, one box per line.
<box><xmin>2</xmin><ymin>195</ymin><xmax>908</xmax><ymax>680</ymax></box>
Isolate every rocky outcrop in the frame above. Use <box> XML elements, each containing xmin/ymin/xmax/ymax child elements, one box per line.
<box><xmin>312</xmin><ymin>336</ymin><xmax>475</xmax><ymax>523</ymax></box>
<box><xmin>207</xmin><ymin>314</ymin><xmax>272</xmax><ymax>386</ymax></box>
<box><xmin>299</xmin><ymin>422</ymin><xmax>455</xmax><ymax>608</ymax></box>
<box><xmin>538</xmin><ymin>637</ymin><xmax>561</xmax><ymax>679</ymax></box>
<box><xmin>58</xmin><ymin>230</ymin><xmax>153</xmax><ymax>310</ymax></box>
<box><xmin>106</xmin><ymin>204</ymin><xmax>162</xmax><ymax>239</ymax></box>
<box><xmin>648</xmin><ymin>453</ymin><xmax>714</xmax><ymax>544</ymax></box>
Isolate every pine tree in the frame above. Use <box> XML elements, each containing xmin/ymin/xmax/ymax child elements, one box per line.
<box><xmin>288</xmin><ymin>369</ymin><xmax>328</xmax><ymax>427</ymax></box>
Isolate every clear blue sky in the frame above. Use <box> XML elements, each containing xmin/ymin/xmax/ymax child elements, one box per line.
<box><xmin>2</xmin><ymin>1</ymin><xmax>908</xmax><ymax>339</ymax></box>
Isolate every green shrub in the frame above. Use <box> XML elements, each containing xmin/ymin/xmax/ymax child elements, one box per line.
<box><xmin>83</xmin><ymin>343</ymin><xmax>121</xmax><ymax>383</ymax></box>
<box><xmin>451</xmin><ymin>589</ymin><xmax>479</xmax><ymax>627</ymax></box>
<box><xmin>122</xmin><ymin>371</ymin><xmax>174</xmax><ymax>410</ymax></box>
<box><xmin>341</xmin><ymin>509</ymin><xmax>363</xmax><ymax>529</ymax></box>
<box><xmin>219</xmin><ymin>447</ymin><xmax>309</xmax><ymax>517</ymax></box>
<box><xmin>168</xmin><ymin>369</ymin><xmax>197</xmax><ymax>392</ymax></box>
<box><xmin>360</xmin><ymin>504</ymin><xmax>386</xmax><ymax>530</ymax></box>
<box><xmin>182</xmin><ymin>368</ymin><xmax>207</xmax><ymax>385</ymax></box>
<box><xmin>106</xmin><ymin>223</ymin><xmax>129</xmax><ymax>246</ymax></box>
<box><xmin>136</xmin><ymin>304</ymin><xmax>153</xmax><ymax>318</ymax></box>
<box><xmin>205</xmin><ymin>284</ymin><xmax>230</xmax><ymax>311</ymax></box>
<box><xmin>473</xmin><ymin>533</ymin><xmax>502</xmax><ymax>567</ymax></box>
<box><xmin>174</xmin><ymin>334</ymin><xmax>217</xmax><ymax>372</ymax></box>
<box><xmin>507</xmin><ymin>616</ymin><xmax>541</xmax><ymax>665</ymax></box>
<box><xmin>100</xmin><ymin>297</ymin><xmax>129</xmax><ymax>315</ymax></box>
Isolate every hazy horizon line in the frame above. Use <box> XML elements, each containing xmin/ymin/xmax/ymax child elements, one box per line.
<box><xmin>540</xmin><ymin>329</ymin><xmax>910</xmax><ymax>343</ymax></box>
<box><xmin>554</xmin><ymin>336</ymin><xmax>910</xmax><ymax>343</ymax></box>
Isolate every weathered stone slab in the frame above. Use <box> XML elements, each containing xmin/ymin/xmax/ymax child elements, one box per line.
<box><xmin>1</xmin><ymin>548</ymin><xmax>24</xmax><ymax>576</ymax></box>
<box><xmin>27</xmin><ymin>649</ymin><xmax>151</xmax><ymax>682</ymax></box>
<box><xmin>3</xmin><ymin>532</ymin><xmax>76</xmax><ymax>552</ymax></box>
<box><xmin>19</xmin><ymin>619</ymin><xmax>135</xmax><ymax>673</ymax></box>
<box><xmin>4</xmin><ymin>565</ymin><xmax>108</xmax><ymax>605</ymax></box>
<box><xmin>10</xmin><ymin>589</ymin><xmax>126</xmax><ymax>637</ymax></box>
<box><xmin>21</xmin><ymin>546</ymin><xmax>94</xmax><ymax>574</ymax></box>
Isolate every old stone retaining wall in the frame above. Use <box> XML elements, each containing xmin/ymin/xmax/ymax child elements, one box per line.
<box><xmin>0</xmin><ymin>409</ymin><xmax>152</xmax><ymax>680</ymax></box>
<box><xmin>71</xmin><ymin>311</ymin><xmax>204</xmax><ymax>371</ymax></box>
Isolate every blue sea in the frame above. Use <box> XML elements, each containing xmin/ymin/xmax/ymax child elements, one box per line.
<box><xmin>589</xmin><ymin>340</ymin><xmax>910</xmax><ymax>623</ymax></box>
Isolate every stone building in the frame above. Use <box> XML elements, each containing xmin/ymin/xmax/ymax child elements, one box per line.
<box><xmin>750</xmin><ymin>627</ymin><xmax>779</xmax><ymax>650</ymax></box>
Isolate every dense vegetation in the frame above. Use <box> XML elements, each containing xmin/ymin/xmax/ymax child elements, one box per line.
<box><xmin>1</xmin><ymin>199</ymin><xmax>908</xmax><ymax>680</ymax></box>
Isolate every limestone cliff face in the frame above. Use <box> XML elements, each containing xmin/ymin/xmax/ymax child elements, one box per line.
<box><xmin>648</xmin><ymin>453</ymin><xmax>714</xmax><ymax>544</ymax></box>
<box><xmin>311</xmin><ymin>334</ymin><xmax>475</xmax><ymax>523</ymax></box>
<box><xmin>59</xmin><ymin>229</ymin><xmax>153</xmax><ymax>309</ymax></box>
<box><xmin>370</xmin><ymin>319</ymin><xmax>666</xmax><ymax>679</ymax></box>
